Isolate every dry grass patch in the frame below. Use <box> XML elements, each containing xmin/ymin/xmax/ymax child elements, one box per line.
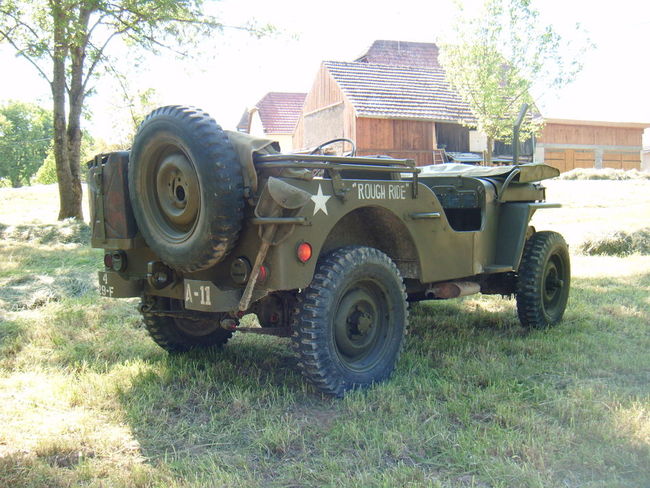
<box><xmin>531</xmin><ymin>179</ymin><xmax>650</xmax><ymax>249</ymax></box>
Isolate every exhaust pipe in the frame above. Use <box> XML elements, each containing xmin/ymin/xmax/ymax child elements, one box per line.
<box><xmin>426</xmin><ymin>281</ymin><xmax>481</xmax><ymax>299</ymax></box>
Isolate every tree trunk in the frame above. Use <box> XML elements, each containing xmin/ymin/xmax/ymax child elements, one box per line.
<box><xmin>52</xmin><ymin>59</ymin><xmax>79</xmax><ymax>220</ymax></box>
<box><xmin>486</xmin><ymin>136</ymin><xmax>494</xmax><ymax>166</ymax></box>
<box><xmin>65</xmin><ymin>19</ymin><xmax>90</xmax><ymax>222</ymax></box>
<box><xmin>51</xmin><ymin>3</ymin><xmax>84</xmax><ymax>221</ymax></box>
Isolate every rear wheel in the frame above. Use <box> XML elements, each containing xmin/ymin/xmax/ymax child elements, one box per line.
<box><xmin>141</xmin><ymin>298</ymin><xmax>232</xmax><ymax>353</ymax></box>
<box><xmin>516</xmin><ymin>231</ymin><xmax>570</xmax><ymax>329</ymax></box>
<box><xmin>291</xmin><ymin>247</ymin><xmax>408</xmax><ymax>397</ymax></box>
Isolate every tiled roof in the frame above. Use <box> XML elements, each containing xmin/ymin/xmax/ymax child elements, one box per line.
<box><xmin>254</xmin><ymin>92</ymin><xmax>306</xmax><ymax>134</ymax></box>
<box><xmin>355</xmin><ymin>40</ymin><xmax>441</xmax><ymax>68</ymax></box>
<box><xmin>323</xmin><ymin>61</ymin><xmax>476</xmax><ymax>123</ymax></box>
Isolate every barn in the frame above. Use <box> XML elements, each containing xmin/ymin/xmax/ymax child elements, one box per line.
<box><xmin>277</xmin><ymin>40</ymin><xmax>649</xmax><ymax>172</ymax></box>
<box><xmin>237</xmin><ymin>92</ymin><xmax>306</xmax><ymax>152</ymax></box>
<box><xmin>536</xmin><ymin>119</ymin><xmax>648</xmax><ymax>172</ymax></box>
<box><xmin>293</xmin><ymin>41</ymin><xmax>478</xmax><ymax>166</ymax></box>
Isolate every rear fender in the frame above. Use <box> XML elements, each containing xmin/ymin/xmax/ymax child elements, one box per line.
<box><xmin>320</xmin><ymin>206</ymin><xmax>420</xmax><ymax>279</ymax></box>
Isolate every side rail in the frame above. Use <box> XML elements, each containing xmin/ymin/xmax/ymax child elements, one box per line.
<box><xmin>254</xmin><ymin>153</ymin><xmax>420</xmax><ymax>198</ymax></box>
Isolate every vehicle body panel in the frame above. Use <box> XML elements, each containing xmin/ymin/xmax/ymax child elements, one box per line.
<box><xmin>89</xmin><ymin>148</ymin><xmax>560</xmax><ymax>313</ymax></box>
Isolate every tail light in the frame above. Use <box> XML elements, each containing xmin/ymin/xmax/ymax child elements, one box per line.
<box><xmin>104</xmin><ymin>251</ymin><xmax>127</xmax><ymax>271</ymax></box>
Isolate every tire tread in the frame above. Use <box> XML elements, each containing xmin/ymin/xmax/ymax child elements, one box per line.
<box><xmin>291</xmin><ymin>246</ymin><xmax>408</xmax><ymax>397</ymax></box>
<box><xmin>516</xmin><ymin>231</ymin><xmax>570</xmax><ymax>329</ymax></box>
<box><xmin>130</xmin><ymin>105</ymin><xmax>244</xmax><ymax>273</ymax></box>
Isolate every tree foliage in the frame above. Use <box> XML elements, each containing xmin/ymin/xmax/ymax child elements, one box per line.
<box><xmin>0</xmin><ymin>100</ymin><xmax>52</xmax><ymax>187</ymax></box>
<box><xmin>0</xmin><ymin>0</ymin><xmax>237</xmax><ymax>219</ymax></box>
<box><xmin>34</xmin><ymin>131</ymin><xmax>96</xmax><ymax>185</ymax></box>
<box><xmin>440</xmin><ymin>0</ymin><xmax>590</xmax><ymax>162</ymax></box>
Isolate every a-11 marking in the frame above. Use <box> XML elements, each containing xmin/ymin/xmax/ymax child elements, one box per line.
<box><xmin>185</xmin><ymin>282</ymin><xmax>212</xmax><ymax>306</ymax></box>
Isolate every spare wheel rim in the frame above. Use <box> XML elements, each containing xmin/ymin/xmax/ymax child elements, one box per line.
<box><xmin>150</xmin><ymin>151</ymin><xmax>201</xmax><ymax>243</ymax></box>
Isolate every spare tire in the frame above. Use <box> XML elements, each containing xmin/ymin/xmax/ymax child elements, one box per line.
<box><xmin>129</xmin><ymin>106</ymin><xmax>244</xmax><ymax>272</ymax></box>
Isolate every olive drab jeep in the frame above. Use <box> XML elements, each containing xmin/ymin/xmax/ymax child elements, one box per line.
<box><xmin>89</xmin><ymin>105</ymin><xmax>570</xmax><ymax>397</ymax></box>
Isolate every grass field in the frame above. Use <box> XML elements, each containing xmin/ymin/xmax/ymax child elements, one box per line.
<box><xmin>0</xmin><ymin>180</ymin><xmax>648</xmax><ymax>488</ymax></box>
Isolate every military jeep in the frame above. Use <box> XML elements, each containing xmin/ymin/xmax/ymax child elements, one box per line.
<box><xmin>89</xmin><ymin>105</ymin><xmax>570</xmax><ymax>397</ymax></box>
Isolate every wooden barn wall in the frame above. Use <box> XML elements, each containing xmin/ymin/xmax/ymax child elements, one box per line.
<box><xmin>538</xmin><ymin>123</ymin><xmax>643</xmax><ymax>147</ymax></box>
<box><xmin>293</xmin><ymin>66</ymin><xmax>355</xmax><ymax>150</ymax></box>
<box><xmin>539</xmin><ymin>123</ymin><xmax>643</xmax><ymax>172</ymax></box>
<box><xmin>602</xmin><ymin>152</ymin><xmax>642</xmax><ymax>170</ymax></box>
<box><xmin>355</xmin><ymin>118</ymin><xmax>435</xmax><ymax>166</ymax></box>
<box><xmin>544</xmin><ymin>149</ymin><xmax>641</xmax><ymax>172</ymax></box>
<box><xmin>544</xmin><ymin>149</ymin><xmax>595</xmax><ymax>173</ymax></box>
<box><xmin>435</xmin><ymin>123</ymin><xmax>470</xmax><ymax>152</ymax></box>
<box><xmin>303</xmin><ymin>66</ymin><xmax>345</xmax><ymax>113</ymax></box>
<box><xmin>292</xmin><ymin>114</ymin><xmax>305</xmax><ymax>150</ymax></box>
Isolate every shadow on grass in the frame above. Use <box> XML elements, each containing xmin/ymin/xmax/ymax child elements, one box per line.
<box><xmin>113</xmin><ymin>334</ymin><xmax>328</xmax><ymax>466</ymax></box>
<box><xmin>6</xmin><ymin>265</ymin><xmax>645</xmax><ymax>486</ymax></box>
<box><xmin>406</xmin><ymin>271</ymin><xmax>650</xmax><ymax>395</ymax></box>
<box><xmin>410</xmin><ymin>270</ymin><xmax>649</xmax><ymax>338</ymax></box>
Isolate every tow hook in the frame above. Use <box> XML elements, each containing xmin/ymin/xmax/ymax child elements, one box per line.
<box><xmin>139</xmin><ymin>296</ymin><xmax>156</xmax><ymax>313</ymax></box>
<box><xmin>220</xmin><ymin>317</ymin><xmax>238</xmax><ymax>331</ymax></box>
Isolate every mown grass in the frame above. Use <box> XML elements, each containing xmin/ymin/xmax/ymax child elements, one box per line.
<box><xmin>0</xmin><ymin>183</ymin><xmax>648</xmax><ymax>487</ymax></box>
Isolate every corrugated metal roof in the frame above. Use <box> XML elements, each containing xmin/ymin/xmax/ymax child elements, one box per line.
<box><xmin>323</xmin><ymin>61</ymin><xmax>476</xmax><ymax>123</ymax></box>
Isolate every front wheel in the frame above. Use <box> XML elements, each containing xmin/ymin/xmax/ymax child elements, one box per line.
<box><xmin>291</xmin><ymin>247</ymin><xmax>408</xmax><ymax>397</ymax></box>
<box><xmin>516</xmin><ymin>231</ymin><xmax>571</xmax><ymax>329</ymax></box>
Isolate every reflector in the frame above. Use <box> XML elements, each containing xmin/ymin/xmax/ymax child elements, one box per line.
<box><xmin>259</xmin><ymin>265</ymin><xmax>268</xmax><ymax>282</ymax></box>
<box><xmin>297</xmin><ymin>242</ymin><xmax>312</xmax><ymax>263</ymax></box>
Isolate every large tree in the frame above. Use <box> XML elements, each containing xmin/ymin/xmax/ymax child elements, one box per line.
<box><xmin>440</xmin><ymin>0</ymin><xmax>590</xmax><ymax>163</ymax></box>
<box><xmin>0</xmin><ymin>1</ymin><xmax>233</xmax><ymax>219</ymax></box>
<box><xmin>0</xmin><ymin>100</ymin><xmax>52</xmax><ymax>187</ymax></box>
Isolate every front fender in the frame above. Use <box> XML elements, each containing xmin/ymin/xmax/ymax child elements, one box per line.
<box><xmin>495</xmin><ymin>202</ymin><xmax>561</xmax><ymax>270</ymax></box>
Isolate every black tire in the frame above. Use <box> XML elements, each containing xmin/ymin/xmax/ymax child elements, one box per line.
<box><xmin>141</xmin><ymin>301</ymin><xmax>232</xmax><ymax>353</ymax></box>
<box><xmin>291</xmin><ymin>247</ymin><xmax>408</xmax><ymax>397</ymax></box>
<box><xmin>129</xmin><ymin>105</ymin><xmax>244</xmax><ymax>273</ymax></box>
<box><xmin>516</xmin><ymin>231</ymin><xmax>571</xmax><ymax>329</ymax></box>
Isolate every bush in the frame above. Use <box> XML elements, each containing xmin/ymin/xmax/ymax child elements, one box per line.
<box><xmin>32</xmin><ymin>148</ymin><xmax>57</xmax><ymax>185</ymax></box>
<box><xmin>559</xmin><ymin>168</ymin><xmax>650</xmax><ymax>181</ymax></box>
<box><xmin>579</xmin><ymin>227</ymin><xmax>650</xmax><ymax>256</ymax></box>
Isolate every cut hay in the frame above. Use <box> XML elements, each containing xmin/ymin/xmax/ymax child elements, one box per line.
<box><xmin>579</xmin><ymin>228</ymin><xmax>650</xmax><ymax>256</ymax></box>
<box><xmin>0</xmin><ymin>273</ymin><xmax>95</xmax><ymax>312</ymax></box>
<box><xmin>559</xmin><ymin>168</ymin><xmax>650</xmax><ymax>181</ymax></box>
<box><xmin>0</xmin><ymin>219</ymin><xmax>90</xmax><ymax>245</ymax></box>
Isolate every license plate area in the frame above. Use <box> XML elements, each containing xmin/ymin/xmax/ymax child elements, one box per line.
<box><xmin>184</xmin><ymin>280</ymin><xmax>241</xmax><ymax>312</ymax></box>
<box><xmin>98</xmin><ymin>271</ymin><xmax>142</xmax><ymax>298</ymax></box>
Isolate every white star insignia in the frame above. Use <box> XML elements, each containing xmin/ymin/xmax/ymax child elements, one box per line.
<box><xmin>311</xmin><ymin>184</ymin><xmax>330</xmax><ymax>216</ymax></box>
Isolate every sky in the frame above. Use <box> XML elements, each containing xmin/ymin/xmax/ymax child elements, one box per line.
<box><xmin>1</xmin><ymin>0</ymin><xmax>649</xmax><ymax>144</ymax></box>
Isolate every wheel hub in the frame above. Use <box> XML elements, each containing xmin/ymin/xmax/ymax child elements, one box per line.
<box><xmin>334</xmin><ymin>287</ymin><xmax>385</xmax><ymax>367</ymax></box>
<box><xmin>350</xmin><ymin>309</ymin><xmax>373</xmax><ymax>336</ymax></box>
<box><xmin>543</xmin><ymin>259</ymin><xmax>564</xmax><ymax>304</ymax></box>
<box><xmin>155</xmin><ymin>153</ymin><xmax>200</xmax><ymax>234</ymax></box>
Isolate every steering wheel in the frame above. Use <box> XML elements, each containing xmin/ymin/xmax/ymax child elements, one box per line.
<box><xmin>310</xmin><ymin>138</ymin><xmax>357</xmax><ymax>157</ymax></box>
